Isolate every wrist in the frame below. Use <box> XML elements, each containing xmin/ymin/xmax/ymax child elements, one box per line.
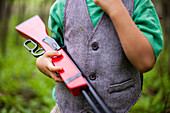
<box><xmin>108</xmin><ymin>1</ymin><xmax>127</xmax><ymax>20</ymax></box>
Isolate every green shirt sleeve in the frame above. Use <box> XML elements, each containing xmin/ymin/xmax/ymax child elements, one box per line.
<box><xmin>48</xmin><ymin>0</ymin><xmax>66</xmax><ymax>45</ymax></box>
<box><xmin>48</xmin><ymin>0</ymin><xmax>163</xmax><ymax>60</ymax></box>
<box><xmin>133</xmin><ymin>0</ymin><xmax>163</xmax><ymax>60</ymax></box>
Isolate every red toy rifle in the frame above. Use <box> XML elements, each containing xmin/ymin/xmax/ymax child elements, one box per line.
<box><xmin>15</xmin><ymin>15</ymin><xmax>112</xmax><ymax>113</ymax></box>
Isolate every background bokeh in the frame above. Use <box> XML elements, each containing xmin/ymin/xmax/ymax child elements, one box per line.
<box><xmin>0</xmin><ymin>0</ymin><xmax>169</xmax><ymax>113</ymax></box>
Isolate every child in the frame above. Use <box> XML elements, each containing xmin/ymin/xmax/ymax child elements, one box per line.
<box><xmin>36</xmin><ymin>0</ymin><xmax>163</xmax><ymax>112</ymax></box>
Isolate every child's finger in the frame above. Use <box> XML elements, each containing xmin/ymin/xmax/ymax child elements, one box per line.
<box><xmin>45</xmin><ymin>51</ymin><xmax>62</xmax><ymax>57</ymax></box>
<box><xmin>47</xmin><ymin>63</ymin><xmax>63</xmax><ymax>72</ymax></box>
<box><xmin>50</xmin><ymin>72</ymin><xmax>63</xmax><ymax>82</ymax></box>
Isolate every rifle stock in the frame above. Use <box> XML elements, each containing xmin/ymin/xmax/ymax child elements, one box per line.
<box><xmin>15</xmin><ymin>15</ymin><xmax>112</xmax><ymax>113</ymax></box>
<box><xmin>15</xmin><ymin>15</ymin><xmax>87</xmax><ymax>96</ymax></box>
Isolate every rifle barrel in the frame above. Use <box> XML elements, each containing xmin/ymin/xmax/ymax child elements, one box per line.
<box><xmin>81</xmin><ymin>89</ymin><xmax>102</xmax><ymax>113</ymax></box>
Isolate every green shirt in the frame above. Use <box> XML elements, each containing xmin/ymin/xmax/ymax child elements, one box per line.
<box><xmin>48</xmin><ymin>0</ymin><xmax>163</xmax><ymax>60</ymax></box>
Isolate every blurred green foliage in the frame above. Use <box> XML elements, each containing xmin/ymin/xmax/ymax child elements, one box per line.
<box><xmin>0</xmin><ymin>0</ymin><xmax>169</xmax><ymax>113</ymax></box>
<box><xmin>0</xmin><ymin>0</ymin><xmax>56</xmax><ymax>112</ymax></box>
<box><xmin>130</xmin><ymin>52</ymin><xmax>170</xmax><ymax>113</ymax></box>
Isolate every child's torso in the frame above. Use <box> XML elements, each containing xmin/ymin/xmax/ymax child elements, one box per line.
<box><xmin>55</xmin><ymin>0</ymin><xmax>142</xmax><ymax>112</ymax></box>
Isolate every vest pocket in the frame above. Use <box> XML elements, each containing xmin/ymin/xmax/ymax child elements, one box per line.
<box><xmin>109</xmin><ymin>79</ymin><xmax>134</xmax><ymax>94</ymax></box>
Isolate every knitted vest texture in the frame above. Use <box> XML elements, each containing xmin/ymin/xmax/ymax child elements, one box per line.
<box><xmin>55</xmin><ymin>0</ymin><xmax>142</xmax><ymax>112</ymax></box>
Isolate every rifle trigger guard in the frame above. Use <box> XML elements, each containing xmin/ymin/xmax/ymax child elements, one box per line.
<box><xmin>24</xmin><ymin>39</ymin><xmax>45</xmax><ymax>58</ymax></box>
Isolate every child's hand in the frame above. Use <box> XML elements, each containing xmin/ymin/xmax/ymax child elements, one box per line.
<box><xmin>36</xmin><ymin>51</ymin><xmax>63</xmax><ymax>82</ymax></box>
<box><xmin>93</xmin><ymin>0</ymin><xmax>123</xmax><ymax>17</ymax></box>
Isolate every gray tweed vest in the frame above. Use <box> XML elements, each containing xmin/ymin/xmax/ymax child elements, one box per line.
<box><xmin>55</xmin><ymin>0</ymin><xmax>142</xmax><ymax>112</ymax></box>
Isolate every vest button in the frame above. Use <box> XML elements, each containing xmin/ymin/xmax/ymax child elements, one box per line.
<box><xmin>92</xmin><ymin>42</ymin><xmax>99</xmax><ymax>51</ymax></box>
<box><xmin>89</xmin><ymin>73</ymin><xmax>96</xmax><ymax>80</ymax></box>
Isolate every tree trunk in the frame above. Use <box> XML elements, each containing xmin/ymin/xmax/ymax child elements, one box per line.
<box><xmin>15</xmin><ymin>0</ymin><xmax>26</xmax><ymax>46</ymax></box>
<box><xmin>0</xmin><ymin>0</ymin><xmax>14</xmax><ymax>56</ymax></box>
<box><xmin>161</xmin><ymin>0</ymin><xmax>170</xmax><ymax>75</ymax></box>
